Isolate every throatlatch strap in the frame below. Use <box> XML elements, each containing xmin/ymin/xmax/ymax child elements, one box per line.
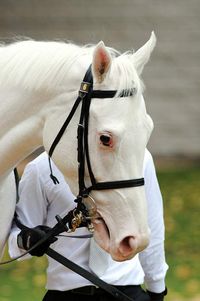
<box><xmin>48</xmin><ymin>96</ymin><xmax>82</xmax><ymax>159</ymax></box>
<box><xmin>48</xmin><ymin>65</ymin><xmax>93</xmax><ymax>184</ymax></box>
<box><xmin>14</xmin><ymin>168</ymin><xmax>20</xmax><ymax>202</ymax></box>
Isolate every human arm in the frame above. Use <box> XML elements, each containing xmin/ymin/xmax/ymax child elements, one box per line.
<box><xmin>139</xmin><ymin>150</ymin><xmax>168</xmax><ymax>299</ymax></box>
<box><xmin>8</xmin><ymin>159</ymin><xmax>54</xmax><ymax>258</ymax></box>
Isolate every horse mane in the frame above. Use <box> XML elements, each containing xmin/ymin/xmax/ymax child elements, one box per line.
<box><xmin>0</xmin><ymin>39</ymin><xmax>142</xmax><ymax>94</ymax></box>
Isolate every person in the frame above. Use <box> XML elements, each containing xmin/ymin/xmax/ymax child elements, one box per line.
<box><xmin>8</xmin><ymin>149</ymin><xmax>168</xmax><ymax>301</ymax></box>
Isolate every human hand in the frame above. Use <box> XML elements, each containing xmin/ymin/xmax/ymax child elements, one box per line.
<box><xmin>17</xmin><ymin>225</ymin><xmax>57</xmax><ymax>256</ymax></box>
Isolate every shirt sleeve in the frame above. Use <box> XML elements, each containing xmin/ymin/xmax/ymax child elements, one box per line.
<box><xmin>8</xmin><ymin>161</ymin><xmax>48</xmax><ymax>259</ymax></box>
<box><xmin>139</xmin><ymin>151</ymin><xmax>168</xmax><ymax>293</ymax></box>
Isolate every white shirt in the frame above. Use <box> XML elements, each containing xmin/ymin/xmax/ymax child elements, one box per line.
<box><xmin>8</xmin><ymin>150</ymin><xmax>168</xmax><ymax>293</ymax></box>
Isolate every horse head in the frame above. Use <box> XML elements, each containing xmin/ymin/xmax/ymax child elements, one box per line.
<box><xmin>44</xmin><ymin>32</ymin><xmax>156</xmax><ymax>261</ymax></box>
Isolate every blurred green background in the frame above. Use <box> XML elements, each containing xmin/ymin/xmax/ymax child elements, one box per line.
<box><xmin>0</xmin><ymin>163</ymin><xmax>200</xmax><ymax>301</ymax></box>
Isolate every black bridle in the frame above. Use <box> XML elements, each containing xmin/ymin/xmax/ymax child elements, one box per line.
<box><xmin>48</xmin><ymin>65</ymin><xmax>144</xmax><ymax>220</ymax></box>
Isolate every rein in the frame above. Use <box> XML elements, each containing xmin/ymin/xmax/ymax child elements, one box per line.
<box><xmin>2</xmin><ymin>213</ymin><xmax>133</xmax><ymax>301</ymax></box>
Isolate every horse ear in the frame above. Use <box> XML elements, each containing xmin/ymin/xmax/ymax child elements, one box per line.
<box><xmin>92</xmin><ymin>41</ymin><xmax>112</xmax><ymax>83</ymax></box>
<box><xmin>133</xmin><ymin>31</ymin><xmax>157</xmax><ymax>75</ymax></box>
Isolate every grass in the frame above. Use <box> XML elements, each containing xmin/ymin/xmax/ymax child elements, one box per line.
<box><xmin>158</xmin><ymin>166</ymin><xmax>200</xmax><ymax>301</ymax></box>
<box><xmin>0</xmin><ymin>256</ymin><xmax>47</xmax><ymax>301</ymax></box>
<box><xmin>0</xmin><ymin>165</ymin><xmax>200</xmax><ymax>301</ymax></box>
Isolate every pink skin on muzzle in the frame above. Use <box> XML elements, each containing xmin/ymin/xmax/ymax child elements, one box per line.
<box><xmin>91</xmin><ymin>214</ymin><xmax>150</xmax><ymax>261</ymax></box>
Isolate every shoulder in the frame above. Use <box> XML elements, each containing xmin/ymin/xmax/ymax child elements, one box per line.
<box><xmin>23</xmin><ymin>152</ymin><xmax>49</xmax><ymax>177</ymax></box>
<box><xmin>28</xmin><ymin>151</ymin><xmax>49</xmax><ymax>168</ymax></box>
<box><xmin>143</xmin><ymin>148</ymin><xmax>159</xmax><ymax>186</ymax></box>
<box><xmin>143</xmin><ymin>149</ymin><xmax>162</xmax><ymax>198</ymax></box>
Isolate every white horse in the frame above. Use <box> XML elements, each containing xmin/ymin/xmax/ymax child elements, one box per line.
<box><xmin>0</xmin><ymin>32</ymin><xmax>156</xmax><ymax>261</ymax></box>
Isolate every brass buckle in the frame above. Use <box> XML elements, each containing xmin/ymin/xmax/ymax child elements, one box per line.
<box><xmin>71</xmin><ymin>210</ymin><xmax>83</xmax><ymax>231</ymax></box>
<box><xmin>79</xmin><ymin>81</ymin><xmax>91</xmax><ymax>96</ymax></box>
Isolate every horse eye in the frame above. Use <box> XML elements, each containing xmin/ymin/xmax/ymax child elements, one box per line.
<box><xmin>100</xmin><ymin>134</ymin><xmax>111</xmax><ymax>146</ymax></box>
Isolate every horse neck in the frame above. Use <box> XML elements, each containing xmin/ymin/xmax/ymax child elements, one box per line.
<box><xmin>0</xmin><ymin>88</ymin><xmax>45</xmax><ymax>176</ymax></box>
<box><xmin>0</xmin><ymin>43</ymin><xmax>92</xmax><ymax>177</ymax></box>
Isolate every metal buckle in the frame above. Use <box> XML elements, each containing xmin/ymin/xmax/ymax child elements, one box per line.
<box><xmin>79</xmin><ymin>81</ymin><xmax>91</xmax><ymax>97</ymax></box>
<box><xmin>71</xmin><ymin>210</ymin><xmax>83</xmax><ymax>231</ymax></box>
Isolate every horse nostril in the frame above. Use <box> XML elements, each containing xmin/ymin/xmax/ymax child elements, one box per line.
<box><xmin>119</xmin><ymin>236</ymin><xmax>138</xmax><ymax>256</ymax></box>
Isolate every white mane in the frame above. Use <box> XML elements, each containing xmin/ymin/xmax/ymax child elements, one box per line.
<box><xmin>0</xmin><ymin>40</ymin><xmax>142</xmax><ymax>94</ymax></box>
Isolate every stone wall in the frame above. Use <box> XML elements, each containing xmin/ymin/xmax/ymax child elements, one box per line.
<box><xmin>0</xmin><ymin>0</ymin><xmax>199</xmax><ymax>156</ymax></box>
